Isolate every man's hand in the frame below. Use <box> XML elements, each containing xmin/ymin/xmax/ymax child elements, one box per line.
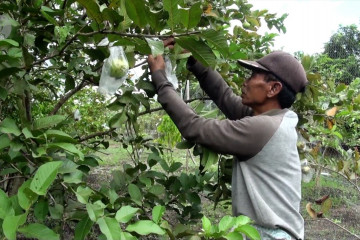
<box><xmin>163</xmin><ymin>37</ymin><xmax>175</xmax><ymax>49</ymax></box>
<box><xmin>147</xmin><ymin>54</ymin><xmax>165</xmax><ymax>73</ymax></box>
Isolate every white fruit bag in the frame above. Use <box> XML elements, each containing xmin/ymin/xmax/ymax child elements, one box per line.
<box><xmin>164</xmin><ymin>56</ymin><xmax>178</xmax><ymax>89</ymax></box>
<box><xmin>98</xmin><ymin>46</ymin><xmax>129</xmax><ymax>95</ymax></box>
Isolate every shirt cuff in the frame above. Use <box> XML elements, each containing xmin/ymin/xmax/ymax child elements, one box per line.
<box><xmin>151</xmin><ymin>69</ymin><xmax>168</xmax><ymax>90</ymax></box>
<box><xmin>186</xmin><ymin>56</ymin><xmax>207</xmax><ymax>76</ymax></box>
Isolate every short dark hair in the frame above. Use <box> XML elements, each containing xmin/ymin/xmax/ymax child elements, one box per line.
<box><xmin>264</xmin><ymin>73</ymin><xmax>296</xmax><ymax>109</ymax></box>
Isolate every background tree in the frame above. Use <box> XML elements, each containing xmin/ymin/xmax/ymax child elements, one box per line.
<box><xmin>321</xmin><ymin>24</ymin><xmax>360</xmax><ymax>84</ymax></box>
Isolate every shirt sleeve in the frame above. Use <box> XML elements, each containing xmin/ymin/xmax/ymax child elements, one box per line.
<box><xmin>151</xmin><ymin>69</ymin><xmax>282</xmax><ymax>159</ymax></box>
<box><xmin>186</xmin><ymin>57</ymin><xmax>253</xmax><ymax>120</ymax></box>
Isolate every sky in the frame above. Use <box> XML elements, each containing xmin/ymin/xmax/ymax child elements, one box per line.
<box><xmin>248</xmin><ymin>0</ymin><xmax>360</xmax><ymax>55</ymax></box>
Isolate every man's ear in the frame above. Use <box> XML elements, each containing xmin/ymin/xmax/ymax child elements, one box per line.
<box><xmin>267</xmin><ymin>81</ymin><xmax>282</xmax><ymax>98</ymax></box>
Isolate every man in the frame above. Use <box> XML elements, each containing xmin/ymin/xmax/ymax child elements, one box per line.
<box><xmin>147</xmin><ymin>47</ymin><xmax>308</xmax><ymax>240</ymax></box>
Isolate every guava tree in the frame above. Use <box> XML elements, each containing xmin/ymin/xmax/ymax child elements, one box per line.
<box><xmin>0</xmin><ymin>0</ymin><xmax>288</xmax><ymax>239</ymax></box>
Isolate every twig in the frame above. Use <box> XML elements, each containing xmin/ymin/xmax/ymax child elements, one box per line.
<box><xmin>50</xmin><ymin>79</ymin><xmax>88</xmax><ymax>115</ymax></box>
<box><xmin>10</xmin><ymin>163</ymin><xmax>23</xmax><ymax>175</ymax></box>
<box><xmin>309</xmin><ymin>163</ymin><xmax>360</xmax><ymax>194</ymax></box>
<box><xmin>77</xmin><ymin>30</ymin><xmax>201</xmax><ymax>39</ymax></box>
<box><xmin>30</xmin><ymin>26</ymin><xmax>87</xmax><ymax>67</ymax></box>
<box><xmin>0</xmin><ymin>176</ymin><xmax>26</xmax><ymax>184</ymax></box>
<box><xmin>78</xmin><ymin>128</ymin><xmax>116</xmax><ymax>142</ymax></box>
<box><xmin>138</xmin><ymin>97</ymin><xmax>210</xmax><ymax>116</ymax></box>
<box><xmin>323</xmin><ymin>218</ymin><xmax>360</xmax><ymax>239</ymax></box>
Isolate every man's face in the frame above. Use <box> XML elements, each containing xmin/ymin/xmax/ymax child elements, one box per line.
<box><xmin>241</xmin><ymin>71</ymin><xmax>271</xmax><ymax>108</ymax></box>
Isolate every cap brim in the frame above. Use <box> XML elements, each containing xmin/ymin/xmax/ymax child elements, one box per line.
<box><xmin>237</xmin><ymin>59</ymin><xmax>270</xmax><ymax>72</ymax></box>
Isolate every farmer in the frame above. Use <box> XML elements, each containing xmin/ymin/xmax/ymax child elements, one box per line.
<box><xmin>147</xmin><ymin>40</ymin><xmax>307</xmax><ymax>240</ymax></box>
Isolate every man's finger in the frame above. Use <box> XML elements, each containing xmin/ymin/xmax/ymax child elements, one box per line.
<box><xmin>163</xmin><ymin>37</ymin><xmax>175</xmax><ymax>47</ymax></box>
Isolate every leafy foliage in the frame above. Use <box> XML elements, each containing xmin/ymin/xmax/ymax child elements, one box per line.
<box><xmin>0</xmin><ymin>0</ymin><xmax>295</xmax><ymax>238</ymax></box>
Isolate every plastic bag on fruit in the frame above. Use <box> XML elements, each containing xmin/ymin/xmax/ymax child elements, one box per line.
<box><xmin>98</xmin><ymin>46</ymin><xmax>129</xmax><ymax>96</ymax></box>
<box><xmin>164</xmin><ymin>56</ymin><xmax>178</xmax><ymax>89</ymax></box>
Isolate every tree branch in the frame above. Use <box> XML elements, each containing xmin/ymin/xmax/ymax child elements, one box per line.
<box><xmin>78</xmin><ymin>128</ymin><xmax>116</xmax><ymax>142</ymax></box>
<box><xmin>77</xmin><ymin>97</ymin><xmax>210</xmax><ymax>142</ymax></box>
<box><xmin>309</xmin><ymin>163</ymin><xmax>360</xmax><ymax>194</ymax></box>
<box><xmin>0</xmin><ymin>176</ymin><xmax>26</xmax><ymax>184</ymax></box>
<box><xmin>77</xmin><ymin>30</ymin><xmax>201</xmax><ymax>39</ymax></box>
<box><xmin>30</xmin><ymin>26</ymin><xmax>87</xmax><ymax>67</ymax></box>
<box><xmin>138</xmin><ymin>97</ymin><xmax>210</xmax><ymax>116</ymax></box>
<box><xmin>323</xmin><ymin>218</ymin><xmax>360</xmax><ymax>239</ymax></box>
<box><xmin>50</xmin><ymin>79</ymin><xmax>88</xmax><ymax>115</ymax></box>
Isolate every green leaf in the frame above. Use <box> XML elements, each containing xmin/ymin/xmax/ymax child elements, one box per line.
<box><xmin>201</xmin><ymin>29</ymin><xmax>229</xmax><ymax>57</ymax></box>
<box><xmin>76</xmin><ymin>0</ymin><xmax>103</xmax><ymax>24</ymax></box>
<box><xmin>179</xmin><ymin>2</ymin><xmax>202</xmax><ymax>29</ymax></box>
<box><xmin>115</xmin><ymin>205</ymin><xmax>139</xmax><ymax>223</ymax></box>
<box><xmin>109</xmin><ymin>110</ymin><xmax>128</xmax><ymax>128</ymax></box>
<box><xmin>176</xmin><ymin>37</ymin><xmax>216</xmax><ymax>67</ymax></box>
<box><xmin>45</xmin><ymin>129</ymin><xmax>77</xmax><ymax>143</ymax></box>
<box><xmin>169</xmin><ymin>162</ymin><xmax>182</xmax><ymax>172</ymax></box>
<box><xmin>34</xmin><ymin>198</ymin><xmax>49</xmax><ymax>221</ymax></box>
<box><xmin>0</xmin><ymin>134</ymin><xmax>11</xmax><ymax>150</ymax></box>
<box><xmin>0</xmin><ymin>86</ymin><xmax>7</xmax><ymax>100</ymax></box>
<box><xmin>176</xmin><ymin>140</ymin><xmax>195</xmax><ymax>149</ymax></box>
<box><xmin>188</xmin><ymin>2</ymin><xmax>202</xmax><ymax>28</ymax></box>
<box><xmin>128</xmin><ymin>184</ymin><xmax>142</xmax><ymax>206</ymax></box>
<box><xmin>102</xmin><ymin>8</ymin><xmax>124</xmax><ymax>26</ymax></box>
<box><xmin>22</xmin><ymin>127</ymin><xmax>34</xmax><ymax>139</ymax></box>
<box><xmin>33</xmin><ymin>115</ymin><xmax>67</xmax><ymax>130</ymax></box>
<box><xmin>146</xmin><ymin>9</ymin><xmax>166</xmax><ymax>32</ymax></box>
<box><xmin>335</xmin><ymin>83</ymin><xmax>347</xmax><ymax>93</ymax></box>
<box><xmin>40</xmin><ymin>7</ymin><xmax>58</xmax><ymax>25</ymax></box>
<box><xmin>219</xmin><ymin>216</ymin><xmax>235</xmax><ymax>232</ymax></box>
<box><xmin>0</xmin><ymin>39</ymin><xmax>19</xmax><ymax>47</ymax></box>
<box><xmin>321</xmin><ymin>198</ymin><xmax>332</xmax><ymax>214</ymax></box>
<box><xmin>17</xmin><ymin>180</ymin><xmax>38</xmax><ymax>211</ymax></box>
<box><xmin>152</xmin><ymin>205</ymin><xmax>165</xmax><ymax>224</ymax></box>
<box><xmin>48</xmin><ymin>143</ymin><xmax>84</xmax><ymax>160</ymax></box>
<box><xmin>202</xmin><ymin>148</ymin><xmax>218</xmax><ymax>172</ymax></box>
<box><xmin>163</xmin><ymin>0</ymin><xmax>180</xmax><ymax>32</ymax></box>
<box><xmin>0</xmin><ymin>67</ymin><xmax>21</xmax><ymax>80</ymax></box>
<box><xmin>0</xmin><ymin>118</ymin><xmax>21</xmax><ymax>136</ymax></box>
<box><xmin>2</xmin><ymin>213</ymin><xmax>27</xmax><ymax>240</ymax></box>
<box><xmin>30</xmin><ymin>161</ymin><xmax>63</xmax><ymax>195</ymax></box>
<box><xmin>120</xmin><ymin>232</ymin><xmax>137</xmax><ymax>240</ymax></box>
<box><xmin>202</xmin><ymin>216</ymin><xmax>212</xmax><ymax>235</ymax></box>
<box><xmin>49</xmin><ymin>203</ymin><xmax>64</xmax><ymax>220</ymax></box>
<box><xmin>149</xmin><ymin>184</ymin><xmax>165</xmax><ymax>196</ymax></box>
<box><xmin>236</xmin><ymin>225</ymin><xmax>260</xmax><ymax>240</ymax></box>
<box><xmin>145</xmin><ymin>38</ymin><xmax>164</xmax><ymax>57</ymax></box>
<box><xmin>58</xmin><ymin>159</ymin><xmax>79</xmax><ymax>174</ymax></box>
<box><xmin>63</xmin><ymin>170</ymin><xmax>84</xmax><ymax>184</ymax></box>
<box><xmin>97</xmin><ymin>217</ymin><xmax>122</xmax><ymax>240</ymax></box>
<box><xmin>125</xmin><ymin>0</ymin><xmax>148</xmax><ymax>28</ymax></box>
<box><xmin>136</xmin><ymin>79</ymin><xmax>155</xmax><ymax>98</ymax></box>
<box><xmin>126</xmin><ymin>220</ymin><xmax>165</xmax><ymax>235</ymax></box>
<box><xmin>76</xmin><ymin>186</ymin><xmax>94</xmax><ymax>204</ymax></box>
<box><xmin>0</xmin><ymin>189</ymin><xmax>13</xmax><ymax>219</ymax></box>
<box><xmin>225</xmin><ymin>231</ymin><xmax>243</xmax><ymax>240</ymax></box>
<box><xmin>74</xmin><ymin>216</ymin><xmax>94</xmax><ymax>240</ymax></box>
<box><xmin>18</xmin><ymin>223</ymin><xmax>60</xmax><ymax>240</ymax></box>
<box><xmin>235</xmin><ymin>215</ymin><xmax>252</xmax><ymax>227</ymax></box>
<box><xmin>86</xmin><ymin>201</ymin><xmax>105</xmax><ymax>222</ymax></box>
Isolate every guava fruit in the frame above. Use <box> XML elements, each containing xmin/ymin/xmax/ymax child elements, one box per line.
<box><xmin>109</xmin><ymin>58</ymin><xmax>128</xmax><ymax>78</ymax></box>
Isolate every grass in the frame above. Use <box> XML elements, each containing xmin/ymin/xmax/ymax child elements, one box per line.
<box><xmin>302</xmin><ymin>174</ymin><xmax>360</xmax><ymax>207</ymax></box>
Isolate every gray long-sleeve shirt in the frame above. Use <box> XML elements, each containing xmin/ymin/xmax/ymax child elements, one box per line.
<box><xmin>151</xmin><ymin>59</ymin><xmax>304</xmax><ymax>239</ymax></box>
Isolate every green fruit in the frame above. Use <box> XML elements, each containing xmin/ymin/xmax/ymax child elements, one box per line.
<box><xmin>242</xmin><ymin>22</ymin><xmax>251</xmax><ymax>29</ymax></box>
<box><xmin>109</xmin><ymin>59</ymin><xmax>128</xmax><ymax>78</ymax></box>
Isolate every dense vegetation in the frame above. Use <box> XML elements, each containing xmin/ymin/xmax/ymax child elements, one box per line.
<box><xmin>0</xmin><ymin>0</ymin><xmax>359</xmax><ymax>239</ymax></box>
